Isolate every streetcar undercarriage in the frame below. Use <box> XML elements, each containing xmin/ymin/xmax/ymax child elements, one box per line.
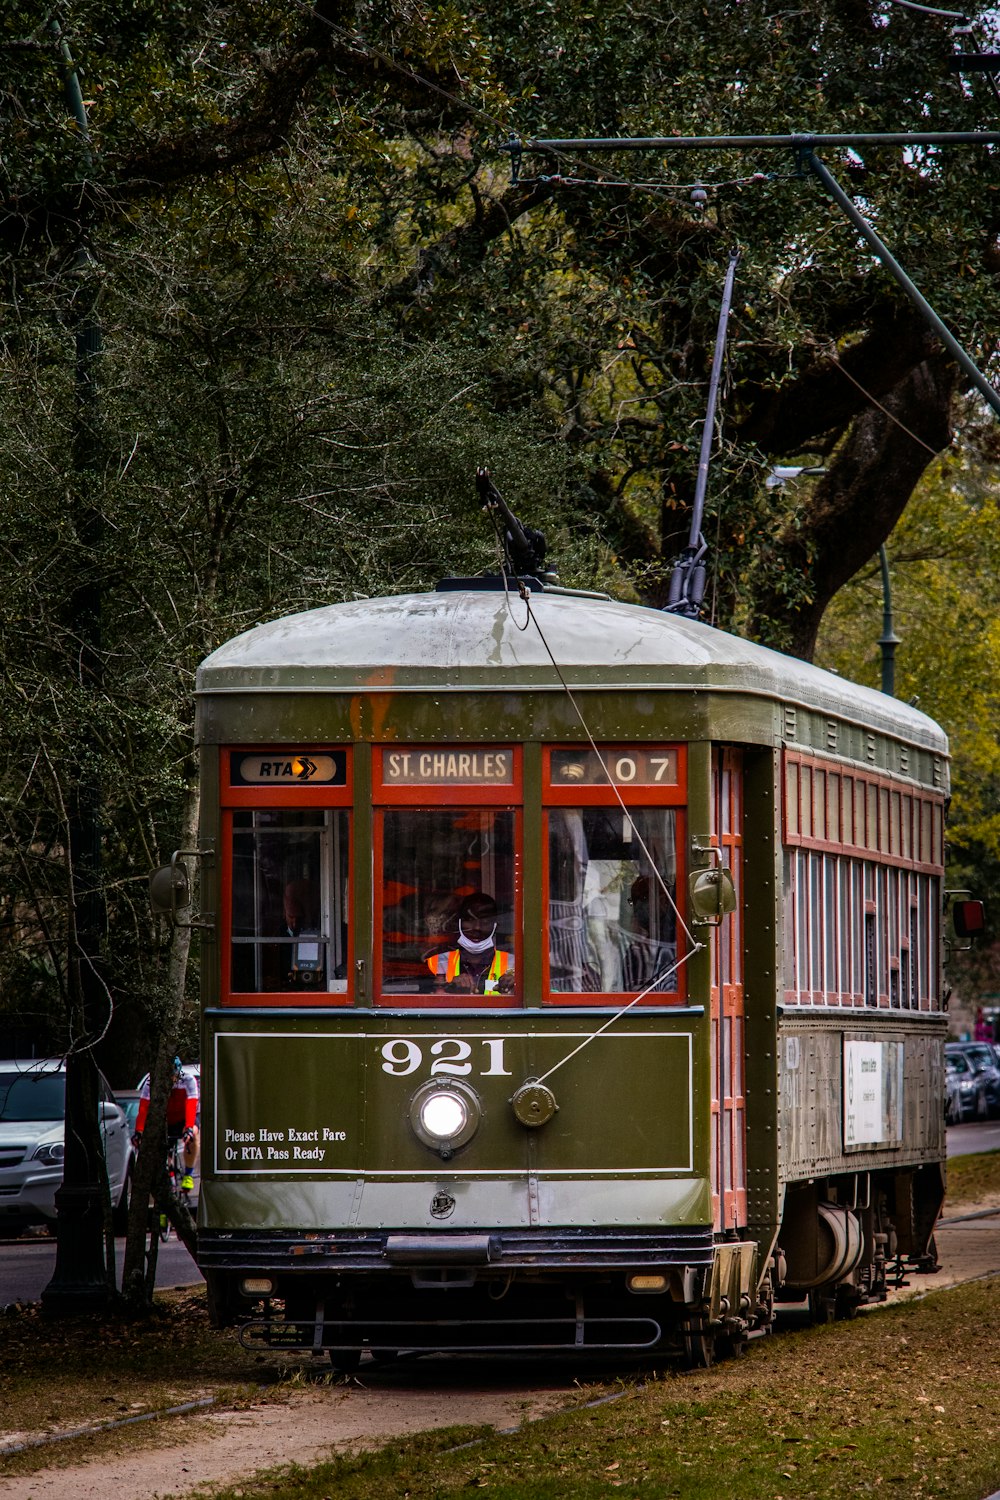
<box><xmin>200</xmin><ymin>1225</ymin><xmax>765</xmax><ymax>1361</ymax></box>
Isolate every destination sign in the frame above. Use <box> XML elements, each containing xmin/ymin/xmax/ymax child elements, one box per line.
<box><xmin>382</xmin><ymin>749</ymin><xmax>513</xmax><ymax>785</ymax></box>
<box><xmin>233</xmin><ymin>752</ymin><xmax>347</xmax><ymax>787</ymax></box>
<box><xmin>550</xmin><ymin>747</ymin><xmax>678</xmax><ymax>787</ymax></box>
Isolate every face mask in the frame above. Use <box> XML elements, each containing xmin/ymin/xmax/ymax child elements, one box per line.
<box><xmin>457</xmin><ymin>918</ymin><xmax>497</xmax><ymax>954</ymax></box>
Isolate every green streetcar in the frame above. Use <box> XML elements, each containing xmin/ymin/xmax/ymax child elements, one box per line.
<box><xmin>193</xmin><ymin>569</ymin><xmax>953</xmax><ymax>1366</ymax></box>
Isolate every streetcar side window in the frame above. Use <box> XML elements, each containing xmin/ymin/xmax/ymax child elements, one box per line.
<box><xmin>547</xmin><ymin>806</ymin><xmax>678</xmax><ymax>994</ymax></box>
<box><xmin>231</xmin><ymin>809</ymin><xmax>350</xmax><ymax>994</ymax></box>
<box><xmin>781</xmin><ymin>750</ymin><xmax>944</xmax><ymax>1009</ymax></box>
<box><xmin>379</xmin><ymin>808</ymin><xmax>518</xmax><ymax>998</ymax></box>
<box><xmin>543</xmin><ymin>745</ymin><xmax>685</xmax><ymax>1002</ymax></box>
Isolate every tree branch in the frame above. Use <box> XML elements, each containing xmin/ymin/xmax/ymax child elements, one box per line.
<box><xmin>746</xmin><ymin>351</ymin><xmax>958</xmax><ymax>659</ymax></box>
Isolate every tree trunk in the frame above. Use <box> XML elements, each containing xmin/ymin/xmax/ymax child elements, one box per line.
<box><xmin>121</xmin><ymin>778</ymin><xmax>200</xmax><ymax>1310</ymax></box>
<box><xmin>745</xmin><ymin>353</ymin><xmax>958</xmax><ymax>660</ymax></box>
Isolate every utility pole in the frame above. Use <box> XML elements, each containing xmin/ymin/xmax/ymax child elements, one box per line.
<box><xmin>878</xmin><ymin>546</ymin><xmax>900</xmax><ymax>699</ymax></box>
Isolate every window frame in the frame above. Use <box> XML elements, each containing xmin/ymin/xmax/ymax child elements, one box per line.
<box><xmin>372</xmin><ymin>745</ymin><xmax>524</xmax><ymax>1009</ymax></box>
<box><xmin>781</xmin><ymin>749</ymin><xmax>945</xmax><ymax>1013</ymax></box>
<box><xmin>219</xmin><ymin>746</ymin><xmax>354</xmax><ymax>1009</ymax></box>
<box><xmin>541</xmin><ymin>743</ymin><xmax>688</xmax><ymax>1007</ymax></box>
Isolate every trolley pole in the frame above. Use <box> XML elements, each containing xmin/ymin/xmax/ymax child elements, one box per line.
<box><xmin>665</xmin><ymin>248</ymin><xmax>740</xmax><ymax>617</ymax></box>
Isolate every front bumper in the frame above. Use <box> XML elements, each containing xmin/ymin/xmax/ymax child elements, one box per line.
<box><xmin>199</xmin><ymin>1224</ymin><xmax>716</xmax><ymax>1274</ymax></box>
<box><xmin>0</xmin><ymin>1167</ymin><xmax>60</xmax><ymax>1225</ymax></box>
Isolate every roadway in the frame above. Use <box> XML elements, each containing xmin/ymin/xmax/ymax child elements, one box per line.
<box><xmin>0</xmin><ymin>1231</ymin><xmax>201</xmax><ymax>1306</ymax></box>
<box><xmin>945</xmin><ymin>1117</ymin><xmax>1000</xmax><ymax>1157</ymax></box>
<box><xmin>1</xmin><ymin>1120</ymin><xmax>997</xmax><ymax>1305</ymax></box>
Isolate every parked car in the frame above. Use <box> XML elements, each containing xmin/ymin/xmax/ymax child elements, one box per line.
<box><xmin>945</xmin><ymin>1045</ymin><xmax>995</xmax><ymax>1122</ymax></box>
<box><xmin>947</xmin><ymin>1041</ymin><xmax>1000</xmax><ymax>1118</ymax></box>
<box><xmin>945</xmin><ymin>1051</ymin><xmax>982</xmax><ymax>1123</ymax></box>
<box><xmin>113</xmin><ymin>1087</ymin><xmax>142</xmax><ymax>1137</ymax></box>
<box><xmin>0</xmin><ymin>1060</ymin><xmax>132</xmax><ymax>1235</ymax></box>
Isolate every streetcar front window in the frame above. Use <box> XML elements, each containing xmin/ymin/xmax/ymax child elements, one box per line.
<box><xmin>231</xmin><ymin>809</ymin><xmax>349</xmax><ymax>993</ymax></box>
<box><xmin>379</xmin><ymin>808</ymin><xmax>517</xmax><ymax>997</ymax></box>
<box><xmin>547</xmin><ymin>807</ymin><xmax>678</xmax><ymax>994</ymax></box>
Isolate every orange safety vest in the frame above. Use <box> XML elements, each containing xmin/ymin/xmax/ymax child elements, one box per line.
<box><xmin>427</xmin><ymin>947</ymin><xmax>512</xmax><ymax>994</ymax></box>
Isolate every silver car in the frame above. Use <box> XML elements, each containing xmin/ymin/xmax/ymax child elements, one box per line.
<box><xmin>0</xmin><ymin>1060</ymin><xmax>132</xmax><ymax>1234</ymax></box>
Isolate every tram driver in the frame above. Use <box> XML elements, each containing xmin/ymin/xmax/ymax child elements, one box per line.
<box><xmin>426</xmin><ymin>892</ymin><xmax>515</xmax><ymax>995</ymax></box>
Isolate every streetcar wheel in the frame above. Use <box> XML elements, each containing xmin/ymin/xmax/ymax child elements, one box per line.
<box><xmin>329</xmin><ymin>1348</ymin><xmax>363</xmax><ymax>1374</ymax></box>
<box><xmin>682</xmin><ymin>1322</ymin><xmax>714</xmax><ymax>1369</ymax></box>
<box><xmin>808</xmin><ymin>1289</ymin><xmax>835</xmax><ymax>1324</ymax></box>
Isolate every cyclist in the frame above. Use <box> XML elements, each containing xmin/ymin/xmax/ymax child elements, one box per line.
<box><xmin>133</xmin><ymin>1057</ymin><xmax>200</xmax><ymax>1192</ymax></box>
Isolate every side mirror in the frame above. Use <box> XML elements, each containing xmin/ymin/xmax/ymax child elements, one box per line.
<box><xmin>150</xmin><ymin>856</ymin><xmax>191</xmax><ymax>920</ymax></box>
<box><xmin>953</xmin><ymin>900</ymin><xmax>986</xmax><ymax>940</ymax></box>
<box><xmin>688</xmin><ymin>866</ymin><xmax>737</xmax><ymax>927</ymax></box>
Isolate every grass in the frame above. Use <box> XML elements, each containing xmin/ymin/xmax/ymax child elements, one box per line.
<box><xmin>945</xmin><ymin>1147</ymin><xmax>1000</xmax><ymax>1211</ymax></box>
<box><xmin>2</xmin><ymin>1155</ymin><xmax>1000</xmax><ymax>1495</ymax></box>
<box><xmin>0</xmin><ymin>1287</ymin><xmax>311</xmax><ymax>1475</ymax></box>
<box><xmin>182</xmin><ymin>1282</ymin><xmax>1000</xmax><ymax>1500</ymax></box>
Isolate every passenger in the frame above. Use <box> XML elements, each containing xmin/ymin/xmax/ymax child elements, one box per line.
<box><xmin>623</xmin><ymin>875</ymin><xmax>677</xmax><ymax>992</ymax></box>
<box><xmin>427</xmin><ymin>892</ymin><xmax>515</xmax><ymax>995</ymax></box>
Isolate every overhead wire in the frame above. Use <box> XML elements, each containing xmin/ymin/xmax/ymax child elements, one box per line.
<box><xmin>830</xmin><ymin>358</ymin><xmax>942</xmax><ymax>455</ymax></box>
<box><xmin>483</xmin><ymin>496</ymin><xmax>700</xmax><ymax>951</ymax></box>
<box><xmin>882</xmin><ymin>0</ymin><xmax>971</xmax><ymax>18</ymax></box>
<box><xmin>515</xmin><ymin>170</ymin><xmax>793</xmax><ymax>195</ymax></box>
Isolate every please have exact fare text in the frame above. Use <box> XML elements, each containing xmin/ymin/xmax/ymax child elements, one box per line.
<box><xmin>223</xmin><ymin>1126</ymin><xmax>347</xmax><ymax>1162</ymax></box>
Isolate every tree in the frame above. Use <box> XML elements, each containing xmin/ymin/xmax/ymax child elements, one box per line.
<box><xmin>3</xmin><ymin>0</ymin><xmax>1000</xmax><ymax>1304</ymax></box>
<box><xmin>817</xmin><ymin>423</ymin><xmax>1000</xmax><ymax>991</ymax></box>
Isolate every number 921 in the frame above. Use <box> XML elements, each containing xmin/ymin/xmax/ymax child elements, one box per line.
<box><xmin>379</xmin><ymin>1037</ymin><xmax>510</xmax><ymax>1077</ymax></box>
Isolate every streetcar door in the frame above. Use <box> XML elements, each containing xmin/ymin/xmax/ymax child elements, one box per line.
<box><xmin>711</xmin><ymin>748</ymin><xmax>747</xmax><ymax>1231</ymax></box>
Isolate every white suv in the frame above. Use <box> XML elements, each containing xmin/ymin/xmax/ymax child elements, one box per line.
<box><xmin>0</xmin><ymin>1061</ymin><xmax>132</xmax><ymax>1234</ymax></box>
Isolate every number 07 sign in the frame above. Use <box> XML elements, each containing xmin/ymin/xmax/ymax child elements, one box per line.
<box><xmin>549</xmin><ymin>747</ymin><xmax>678</xmax><ymax>787</ymax></box>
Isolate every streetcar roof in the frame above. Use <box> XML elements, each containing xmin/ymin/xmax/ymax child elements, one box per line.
<box><xmin>197</xmin><ymin>587</ymin><xmax>947</xmax><ymax>753</ymax></box>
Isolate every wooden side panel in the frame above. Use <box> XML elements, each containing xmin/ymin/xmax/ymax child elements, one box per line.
<box><xmin>711</xmin><ymin>748</ymin><xmax>747</xmax><ymax>1230</ymax></box>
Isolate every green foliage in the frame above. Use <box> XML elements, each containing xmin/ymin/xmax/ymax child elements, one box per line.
<box><xmin>816</xmin><ymin>429</ymin><xmax>1000</xmax><ymax>973</ymax></box>
<box><xmin>4</xmin><ymin>0</ymin><xmax>1000</xmax><ymax>1066</ymax></box>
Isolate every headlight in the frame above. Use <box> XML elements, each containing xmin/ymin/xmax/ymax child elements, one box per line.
<box><xmin>32</xmin><ymin>1142</ymin><xmax>65</xmax><ymax>1165</ymax></box>
<box><xmin>419</xmin><ymin>1092</ymin><xmax>468</xmax><ymax>1140</ymax></box>
<box><xmin>409</xmin><ymin>1080</ymin><xmax>481</xmax><ymax>1156</ymax></box>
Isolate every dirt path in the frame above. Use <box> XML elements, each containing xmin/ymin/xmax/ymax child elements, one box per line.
<box><xmin>3</xmin><ymin>1206</ymin><xmax>998</xmax><ymax>1500</ymax></box>
<box><xmin>893</xmin><ymin>1201</ymin><xmax>1000</xmax><ymax>1298</ymax></box>
<box><xmin>0</xmin><ymin>1362</ymin><xmax>573</xmax><ymax>1500</ymax></box>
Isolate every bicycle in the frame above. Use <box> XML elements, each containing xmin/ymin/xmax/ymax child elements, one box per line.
<box><xmin>159</xmin><ymin>1131</ymin><xmax>196</xmax><ymax>1242</ymax></box>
